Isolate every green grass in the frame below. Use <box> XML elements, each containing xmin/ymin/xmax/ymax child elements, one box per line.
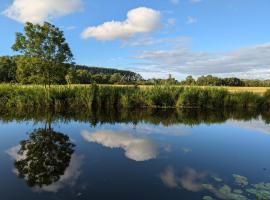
<box><xmin>0</xmin><ymin>84</ymin><xmax>269</xmax><ymax>110</ymax></box>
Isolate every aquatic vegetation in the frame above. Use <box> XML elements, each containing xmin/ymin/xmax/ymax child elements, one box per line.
<box><xmin>233</xmin><ymin>174</ymin><xmax>249</xmax><ymax>186</ymax></box>
<box><xmin>212</xmin><ymin>176</ymin><xmax>223</xmax><ymax>182</ymax></box>
<box><xmin>246</xmin><ymin>183</ymin><xmax>270</xmax><ymax>199</ymax></box>
<box><xmin>203</xmin><ymin>196</ymin><xmax>215</xmax><ymax>200</ymax></box>
<box><xmin>161</xmin><ymin>167</ymin><xmax>270</xmax><ymax>200</ymax></box>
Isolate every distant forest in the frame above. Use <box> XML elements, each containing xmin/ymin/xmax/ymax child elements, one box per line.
<box><xmin>0</xmin><ymin>21</ymin><xmax>269</xmax><ymax>87</ymax></box>
<box><xmin>1</xmin><ymin>55</ymin><xmax>270</xmax><ymax>86</ymax></box>
<box><xmin>0</xmin><ymin>56</ymin><xmax>142</xmax><ymax>85</ymax></box>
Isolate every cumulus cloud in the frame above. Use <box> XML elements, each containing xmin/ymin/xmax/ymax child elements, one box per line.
<box><xmin>81</xmin><ymin>130</ymin><xmax>158</xmax><ymax>161</ymax></box>
<box><xmin>2</xmin><ymin>0</ymin><xmax>83</xmax><ymax>23</ymax></box>
<box><xmin>134</xmin><ymin>43</ymin><xmax>270</xmax><ymax>78</ymax></box>
<box><xmin>81</xmin><ymin>7</ymin><xmax>161</xmax><ymax>41</ymax></box>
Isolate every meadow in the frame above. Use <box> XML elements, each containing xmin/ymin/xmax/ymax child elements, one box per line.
<box><xmin>0</xmin><ymin>84</ymin><xmax>269</xmax><ymax>111</ymax></box>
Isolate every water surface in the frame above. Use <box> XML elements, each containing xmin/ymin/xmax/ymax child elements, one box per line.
<box><xmin>0</xmin><ymin>109</ymin><xmax>270</xmax><ymax>200</ymax></box>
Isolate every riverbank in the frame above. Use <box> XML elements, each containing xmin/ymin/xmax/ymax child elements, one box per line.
<box><xmin>0</xmin><ymin>84</ymin><xmax>269</xmax><ymax>110</ymax></box>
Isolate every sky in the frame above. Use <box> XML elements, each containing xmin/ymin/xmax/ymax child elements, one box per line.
<box><xmin>0</xmin><ymin>0</ymin><xmax>270</xmax><ymax>80</ymax></box>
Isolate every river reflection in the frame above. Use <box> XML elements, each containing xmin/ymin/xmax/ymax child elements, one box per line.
<box><xmin>6</xmin><ymin>124</ymin><xmax>83</xmax><ymax>193</ymax></box>
<box><xmin>81</xmin><ymin>130</ymin><xmax>158</xmax><ymax>161</ymax></box>
<box><xmin>1</xmin><ymin>108</ymin><xmax>270</xmax><ymax>199</ymax></box>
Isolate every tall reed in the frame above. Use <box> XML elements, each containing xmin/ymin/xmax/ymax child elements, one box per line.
<box><xmin>0</xmin><ymin>84</ymin><xmax>269</xmax><ymax>111</ymax></box>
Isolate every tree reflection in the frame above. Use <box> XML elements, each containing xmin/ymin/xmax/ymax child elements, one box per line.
<box><xmin>14</xmin><ymin>127</ymin><xmax>75</xmax><ymax>188</ymax></box>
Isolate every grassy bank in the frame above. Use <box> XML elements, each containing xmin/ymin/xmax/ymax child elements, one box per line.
<box><xmin>0</xmin><ymin>84</ymin><xmax>269</xmax><ymax>110</ymax></box>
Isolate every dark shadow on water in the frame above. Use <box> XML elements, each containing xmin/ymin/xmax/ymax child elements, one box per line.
<box><xmin>0</xmin><ymin>107</ymin><xmax>269</xmax><ymax>126</ymax></box>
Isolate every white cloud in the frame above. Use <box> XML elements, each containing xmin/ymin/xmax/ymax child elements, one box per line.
<box><xmin>81</xmin><ymin>130</ymin><xmax>158</xmax><ymax>161</ymax></box>
<box><xmin>190</xmin><ymin>0</ymin><xmax>203</xmax><ymax>3</ymax></box>
<box><xmin>134</xmin><ymin>43</ymin><xmax>270</xmax><ymax>79</ymax></box>
<box><xmin>186</xmin><ymin>16</ymin><xmax>197</xmax><ymax>24</ymax></box>
<box><xmin>170</xmin><ymin>0</ymin><xmax>180</xmax><ymax>5</ymax></box>
<box><xmin>2</xmin><ymin>0</ymin><xmax>83</xmax><ymax>23</ymax></box>
<box><xmin>81</xmin><ymin>7</ymin><xmax>161</xmax><ymax>41</ymax></box>
<box><xmin>123</xmin><ymin>36</ymin><xmax>191</xmax><ymax>47</ymax></box>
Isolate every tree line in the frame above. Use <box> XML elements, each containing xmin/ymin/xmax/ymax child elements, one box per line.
<box><xmin>0</xmin><ymin>56</ymin><xmax>142</xmax><ymax>85</ymax></box>
<box><xmin>0</xmin><ymin>22</ymin><xmax>142</xmax><ymax>86</ymax></box>
<box><xmin>0</xmin><ymin>21</ymin><xmax>269</xmax><ymax>87</ymax></box>
<box><xmin>179</xmin><ymin>75</ymin><xmax>270</xmax><ymax>87</ymax></box>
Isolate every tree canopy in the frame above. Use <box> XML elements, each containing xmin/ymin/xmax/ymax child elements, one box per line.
<box><xmin>12</xmin><ymin>22</ymin><xmax>73</xmax><ymax>86</ymax></box>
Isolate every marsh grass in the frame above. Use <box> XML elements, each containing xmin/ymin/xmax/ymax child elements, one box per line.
<box><xmin>0</xmin><ymin>84</ymin><xmax>269</xmax><ymax>111</ymax></box>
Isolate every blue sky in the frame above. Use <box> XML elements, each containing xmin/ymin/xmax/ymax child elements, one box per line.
<box><xmin>0</xmin><ymin>0</ymin><xmax>270</xmax><ymax>80</ymax></box>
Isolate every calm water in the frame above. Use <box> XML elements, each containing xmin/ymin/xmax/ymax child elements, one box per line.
<box><xmin>0</xmin><ymin>109</ymin><xmax>270</xmax><ymax>200</ymax></box>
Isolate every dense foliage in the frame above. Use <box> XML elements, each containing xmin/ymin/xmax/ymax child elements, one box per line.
<box><xmin>12</xmin><ymin>22</ymin><xmax>73</xmax><ymax>87</ymax></box>
<box><xmin>0</xmin><ymin>56</ymin><xmax>142</xmax><ymax>85</ymax></box>
<box><xmin>179</xmin><ymin>75</ymin><xmax>270</xmax><ymax>87</ymax></box>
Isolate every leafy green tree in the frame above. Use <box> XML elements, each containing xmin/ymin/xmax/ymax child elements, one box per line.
<box><xmin>109</xmin><ymin>73</ymin><xmax>122</xmax><ymax>84</ymax></box>
<box><xmin>197</xmin><ymin>75</ymin><xmax>222</xmax><ymax>86</ymax></box>
<box><xmin>184</xmin><ymin>75</ymin><xmax>196</xmax><ymax>85</ymax></box>
<box><xmin>0</xmin><ymin>56</ymin><xmax>17</xmax><ymax>83</ymax></box>
<box><xmin>222</xmin><ymin>77</ymin><xmax>243</xmax><ymax>86</ymax></box>
<box><xmin>12</xmin><ymin>22</ymin><xmax>73</xmax><ymax>86</ymax></box>
<box><xmin>75</xmin><ymin>70</ymin><xmax>92</xmax><ymax>84</ymax></box>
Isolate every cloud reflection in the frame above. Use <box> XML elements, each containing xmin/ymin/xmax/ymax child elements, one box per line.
<box><xmin>160</xmin><ymin>167</ymin><xmax>205</xmax><ymax>192</ymax></box>
<box><xmin>160</xmin><ymin>167</ymin><xmax>252</xmax><ymax>199</ymax></box>
<box><xmin>81</xmin><ymin>130</ymin><xmax>158</xmax><ymax>161</ymax></box>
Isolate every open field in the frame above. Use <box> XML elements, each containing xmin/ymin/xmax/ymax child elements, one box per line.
<box><xmin>2</xmin><ymin>84</ymin><xmax>270</xmax><ymax>94</ymax></box>
<box><xmin>101</xmin><ymin>85</ymin><xmax>270</xmax><ymax>95</ymax></box>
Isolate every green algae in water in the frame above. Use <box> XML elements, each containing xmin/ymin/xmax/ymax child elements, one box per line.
<box><xmin>233</xmin><ymin>174</ymin><xmax>249</xmax><ymax>186</ymax></box>
<box><xmin>212</xmin><ymin>176</ymin><xmax>223</xmax><ymax>182</ymax></box>
<box><xmin>233</xmin><ymin>189</ymin><xmax>243</xmax><ymax>194</ymax></box>
<box><xmin>246</xmin><ymin>183</ymin><xmax>270</xmax><ymax>199</ymax></box>
<box><xmin>202</xmin><ymin>196</ymin><xmax>215</xmax><ymax>200</ymax></box>
<box><xmin>218</xmin><ymin>185</ymin><xmax>247</xmax><ymax>200</ymax></box>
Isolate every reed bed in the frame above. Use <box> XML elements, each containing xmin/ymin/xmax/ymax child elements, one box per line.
<box><xmin>0</xmin><ymin>84</ymin><xmax>269</xmax><ymax>110</ymax></box>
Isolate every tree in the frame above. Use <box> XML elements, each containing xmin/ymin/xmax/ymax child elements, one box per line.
<box><xmin>166</xmin><ymin>74</ymin><xmax>178</xmax><ymax>85</ymax></box>
<box><xmin>12</xmin><ymin>22</ymin><xmax>73</xmax><ymax>86</ymax></box>
<box><xmin>0</xmin><ymin>56</ymin><xmax>17</xmax><ymax>83</ymax></box>
<box><xmin>222</xmin><ymin>77</ymin><xmax>243</xmax><ymax>86</ymax></box>
<box><xmin>110</xmin><ymin>73</ymin><xmax>122</xmax><ymax>84</ymax></box>
<box><xmin>185</xmin><ymin>75</ymin><xmax>196</xmax><ymax>85</ymax></box>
